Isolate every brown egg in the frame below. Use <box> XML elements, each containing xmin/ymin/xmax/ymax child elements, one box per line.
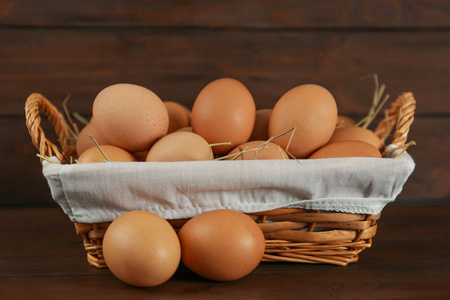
<box><xmin>146</xmin><ymin>131</ymin><xmax>212</xmax><ymax>162</ymax></box>
<box><xmin>328</xmin><ymin>126</ymin><xmax>383</xmax><ymax>150</ymax></box>
<box><xmin>92</xmin><ymin>83</ymin><xmax>169</xmax><ymax>152</ymax></box>
<box><xmin>309</xmin><ymin>140</ymin><xmax>382</xmax><ymax>159</ymax></box>
<box><xmin>76</xmin><ymin>121</ymin><xmax>110</xmax><ymax>156</ymax></box>
<box><xmin>178</xmin><ymin>209</ymin><xmax>265</xmax><ymax>281</ymax></box>
<box><xmin>103</xmin><ymin>211</ymin><xmax>181</xmax><ymax>287</ymax></box>
<box><xmin>191</xmin><ymin>78</ymin><xmax>256</xmax><ymax>155</ymax></box>
<box><xmin>226</xmin><ymin>140</ymin><xmax>287</xmax><ymax>160</ymax></box>
<box><xmin>269</xmin><ymin>84</ymin><xmax>338</xmax><ymax>158</ymax></box>
<box><xmin>336</xmin><ymin>115</ymin><xmax>356</xmax><ymax>128</ymax></box>
<box><xmin>77</xmin><ymin>145</ymin><xmax>137</xmax><ymax>163</ymax></box>
<box><xmin>249</xmin><ymin>109</ymin><xmax>272</xmax><ymax>141</ymax></box>
<box><xmin>176</xmin><ymin>126</ymin><xmax>193</xmax><ymax>133</ymax></box>
<box><xmin>163</xmin><ymin>101</ymin><xmax>191</xmax><ymax>134</ymax></box>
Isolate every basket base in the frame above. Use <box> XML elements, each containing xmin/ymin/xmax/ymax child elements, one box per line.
<box><xmin>74</xmin><ymin>208</ymin><xmax>379</xmax><ymax>269</ymax></box>
<box><xmin>262</xmin><ymin>239</ymin><xmax>372</xmax><ymax>266</ymax></box>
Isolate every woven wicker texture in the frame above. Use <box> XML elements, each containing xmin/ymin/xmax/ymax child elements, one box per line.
<box><xmin>25</xmin><ymin>92</ymin><xmax>416</xmax><ymax>268</ymax></box>
<box><xmin>25</xmin><ymin>93</ymin><xmax>76</xmax><ymax>164</ymax></box>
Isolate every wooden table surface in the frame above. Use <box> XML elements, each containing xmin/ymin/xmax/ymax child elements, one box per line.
<box><xmin>1</xmin><ymin>204</ymin><xmax>449</xmax><ymax>300</ymax></box>
<box><xmin>2</xmin><ymin>2</ymin><xmax>449</xmax><ymax>299</ymax></box>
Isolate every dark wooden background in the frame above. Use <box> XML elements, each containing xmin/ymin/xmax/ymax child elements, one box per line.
<box><xmin>1</xmin><ymin>0</ymin><xmax>449</xmax><ymax>207</ymax></box>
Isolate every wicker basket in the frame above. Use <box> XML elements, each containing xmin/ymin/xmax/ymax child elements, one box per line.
<box><xmin>25</xmin><ymin>92</ymin><xmax>416</xmax><ymax>268</ymax></box>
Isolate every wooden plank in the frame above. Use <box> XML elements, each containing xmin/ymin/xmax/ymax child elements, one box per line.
<box><xmin>1</xmin><ymin>117</ymin><xmax>447</xmax><ymax>206</ymax></box>
<box><xmin>1</xmin><ymin>28</ymin><xmax>449</xmax><ymax>116</ymax></box>
<box><xmin>1</xmin><ymin>0</ymin><xmax>450</xmax><ymax>28</ymax></box>
<box><xmin>0</xmin><ymin>117</ymin><xmax>60</xmax><ymax>206</ymax></box>
<box><xmin>401</xmin><ymin>116</ymin><xmax>450</xmax><ymax>201</ymax></box>
<box><xmin>0</xmin><ymin>206</ymin><xmax>449</xmax><ymax>299</ymax></box>
<box><xmin>1</xmin><ymin>269</ymin><xmax>448</xmax><ymax>300</ymax></box>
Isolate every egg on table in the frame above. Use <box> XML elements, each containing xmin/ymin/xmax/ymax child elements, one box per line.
<box><xmin>102</xmin><ymin>210</ymin><xmax>181</xmax><ymax>287</ymax></box>
<box><xmin>178</xmin><ymin>209</ymin><xmax>265</xmax><ymax>281</ymax></box>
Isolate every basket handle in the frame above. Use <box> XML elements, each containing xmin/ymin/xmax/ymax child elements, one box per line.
<box><xmin>25</xmin><ymin>93</ymin><xmax>75</xmax><ymax>164</ymax></box>
<box><xmin>374</xmin><ymin>92</ymin><xmax>416</xmax><ymax>147</ymax></box>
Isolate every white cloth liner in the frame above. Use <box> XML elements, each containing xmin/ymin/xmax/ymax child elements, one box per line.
<box><xmin>42</xmin><ymin>145</ymin><xmax>415</xmax><ymax>223</ymax></box>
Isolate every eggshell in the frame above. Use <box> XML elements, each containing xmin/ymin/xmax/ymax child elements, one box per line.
<box><xmin>226</xmin><ymin>140</ymin><xmax>287</xmax><ymax>160</ymax></box>
<box><xmin>77</xmin><ymin>145</ymin><xmax>137</xmax><ymax>163</ymax></box>
<box><xmin>146</xmin><ymin>131</ymin><xmax>212</xmax><ymax>162</ymax></box>
<box><xmin>178</xmin><ymin>209</ymin><xmax>265</xmax><ymax>281</ymax></box>
<box><xmin>92</xmin><ymin>83</ymin><xmax>169</xmax><ymax>152</ymax></box>
<box><xmin>76</xmin><ymin>121</ymin><xmax>110</xmax><ymax>156</ymax></box>
<box><xmin>176</xmin><ymin>126</ymin><xmax>193</xmax><ymax>133</ymax></box>
<box><xmin>103</xmin><ymin>211</ymin><xmax>181</xmax><ymax>287</ymax></box>
<box><xmin>268</xmin><ymin>84</ymin><xmax>338</xmax><ymax>158</ymax></box>
<box><xmin>328</xmin><ymin>126</ymin><xmax>383</xmax><ymax>150</ymax></box>
<box><xmin>249</xmin><ymin>109</ymin><xmax>272</xmax><ymax>141</ymax></box>
<box><xmin>308</xmin><ymin>140</ymin><xmax>382</xmax><ymax>159</ymax></box>
<box><xmin>191</xmin><ymin>78</ymin><xmax>256</xmax><ymax>154</ymax></box>
<box><xmin>336</xmin><ymin>115</ymin><xmax>356</xmax><ymax>128</ymax></box>
<box><xmin>163</xmin><ymin>101</ymin><xmax>191</xmax><ymax>134</ymax></box>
